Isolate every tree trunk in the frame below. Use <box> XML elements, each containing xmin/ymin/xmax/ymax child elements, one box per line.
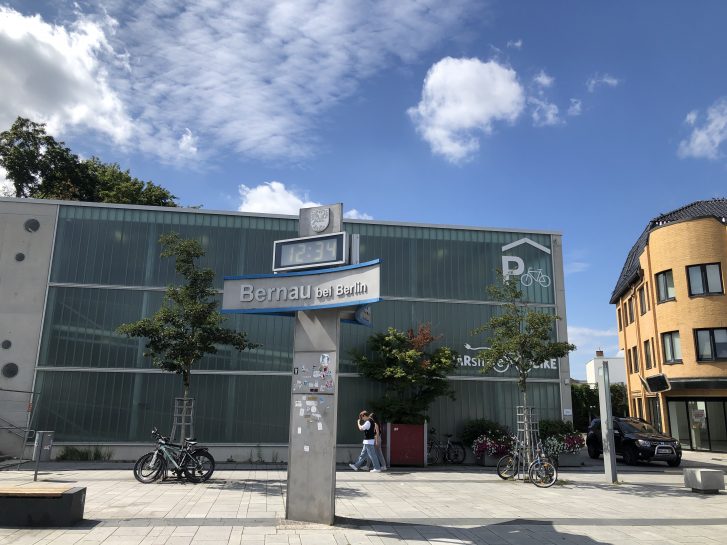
<box><xmin>181</xmin><ymin>369</ymin><xmax>191</xmax><ymax>442</ymax></box>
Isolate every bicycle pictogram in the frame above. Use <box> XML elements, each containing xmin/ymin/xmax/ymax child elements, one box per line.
<box><xmin>520</xmin><ymin>267</ymin><xmax>551</xmax><ymax>288</ymax></box>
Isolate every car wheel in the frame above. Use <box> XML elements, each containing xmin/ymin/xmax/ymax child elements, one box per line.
<box><xmin>587</xmin><ymin>442</ymin><xmax>600</xmax><ymax>459</ymax></box>
<box><xmin>622</xmin><ymin>445</ymin><xmax>639</xmax><ymax>466</ymax></box>
<box><xmin>667</xmin><ymin>457</ymin><xmax>682</xmax><ymax>467</ymax></box>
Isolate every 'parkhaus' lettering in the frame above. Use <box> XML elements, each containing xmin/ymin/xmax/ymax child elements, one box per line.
<box><xmin>240</xmin><ymin>282</ymin><xmax>368</xmax><ymax>303</ymax></box>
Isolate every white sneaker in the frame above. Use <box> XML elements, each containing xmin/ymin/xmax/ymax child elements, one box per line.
<box><xmin>370</xmin><ymin>469</ymin><xmax>382</xmax><ymax>473</ymax></box>
<box><xmin>349</xmin><ymin>464</ymin><xmax>358</xmax><ymax>471</ymax></box>
<box><xmin>380</xmin><ymin>466</ymin><xmax>387</xmax><ymax>471</ymax></box>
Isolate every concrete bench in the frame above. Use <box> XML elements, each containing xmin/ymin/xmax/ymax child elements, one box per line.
<box><xmin>0</xmin><ymin>486</ymin><xmax>86</xmax><ymax>526</ymax></box>
<box><xmin>683</xmin><ymin>468</ymin><xmax>725</xmax><ymax>494</ymax></box>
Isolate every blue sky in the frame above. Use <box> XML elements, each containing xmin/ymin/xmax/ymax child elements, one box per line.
<box><xmin>2</xmin><ymin>1</ymin><xmax>727</xmax><ymax>378</ymax></box>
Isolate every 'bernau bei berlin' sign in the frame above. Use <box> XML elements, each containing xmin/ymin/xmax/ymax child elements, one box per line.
<box><xmin>222</xmin><ymin>259</ymin><xmax>381</xmax><ymax>315</ymax></box>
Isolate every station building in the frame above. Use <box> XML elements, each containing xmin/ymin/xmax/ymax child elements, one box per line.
<box><xmin>611</xmin><ymin>198</ymin><xmax>727</xmax><ymax>452</ymax></box>
<box><xmin>0</xmin><ymin>198</ymin><xmax>572</xmax><ymax>460</ymax></box>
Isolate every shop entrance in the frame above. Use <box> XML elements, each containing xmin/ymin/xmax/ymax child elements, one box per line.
<box><xmin>667</xmin><ymin>398</ymin><xmax>727</xmax><ymax>452</ymax></box>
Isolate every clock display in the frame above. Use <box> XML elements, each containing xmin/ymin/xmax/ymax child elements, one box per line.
<box><xmin>273</xmin><ymin>232</ymin><xmax>347</xmax><ymax>272</ymax></box>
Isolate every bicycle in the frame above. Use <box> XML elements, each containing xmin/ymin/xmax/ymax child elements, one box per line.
<box><xmin>496</xmin><ymin>439</ymin><xmax>557</xmax><ymax>487</ymax></box>
<box><xmin>427</xmin><ymin>428</ymin><xmax>466</xmax><ymax>465</ymax></box>
<box><xmin>520</xmin><ymin>268</ymin><xmax>551</xmax><ymax>288</ymax></box>
<box><xmin>528</xmin><ymin>441</ymin><xmax>558</xmax><ymax>488</ymax></box>
<box><xmin>133</xmin><ymin>427</ymin><xmax>215</xmax><ymax>483</ymax></box>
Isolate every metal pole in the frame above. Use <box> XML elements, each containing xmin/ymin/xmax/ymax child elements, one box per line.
<box><xmin>33</xmin><ymin>431</ymin><xmax>42</xmax><ymax>482</ymax></box>
<box><xmin>597</xmin><ymin>362</ymin><xmax>618</xmax><ymax>483</ymax></box>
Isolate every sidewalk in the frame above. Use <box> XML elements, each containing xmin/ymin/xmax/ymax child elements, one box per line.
<box><xmin>0</xmin><ymin>450</ymin><xmax>726</xmax><ymax>544</ymax></box>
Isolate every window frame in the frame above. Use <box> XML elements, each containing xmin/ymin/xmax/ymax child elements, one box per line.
<box><xmin>656</xmin><ymin>269</ymin><xmax>676</xmax><ymax>303</ymax></box>
<box><xmin>631</xmin><ymin>346</ymin><xmax>640</xmax><ymax>373</ymax></box>
<box><xmin>628</xmin><ymin>297</ymin><xmax>635</xmax><ymax>323</ymax></box>
<box><xmin>694</xmin><ymin>327</ymin><xmax>727</xmax><ymax>362</ymax></box>
<box><xmin>687</xmin><ymin>263</ymin><xmax>723</xmax><ymax>297</ymax></box>
<box><xmin>638</xmin><ymin>285</ymin><xmax>647</xmax><ymax>315</ymax></box>
<box><xmin>662</xmin><ymin>331</ymin><xmax>682</xmax><ymax>364</ymax></box>
<box><xmin>644</xmin><ymin>339</ymin><xmax>652</xmax><ymax>369</ymax></box>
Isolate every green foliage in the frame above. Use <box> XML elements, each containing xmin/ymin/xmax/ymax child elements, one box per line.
<box><xmin>473</xmin><ymin>276</ymin><xmax>575</xmax><ymax>399</ymax></box>
<box><xmin>461</xmin><ymin>419</ymin><xmax>509</xmax><ymax>448</ymax></box>
<box><xmin>118</xmin><ymin>233</ymin><xmax>258</xmax><ymax>397</ymax></box>
<box><xmin>354</xmin><ymin>324</ymin><xmax>457</xmax><ymax>424</ymax></box>
<box><xmin>571</xmin><ymin>382</ymin><xmax>629</xmax><ymax>432</ymax></box>
<box><xmin>539</xmin><ymin>419</ymin><xmax>575</xmax><ymax>440</ymax></box>
<box><xmin>0</xmin><ymin>116</ymin><xmax>177</xmax><ymax>206</ymax></box>
<box><xmin>571</xmin><ymin>383</ymin><xmax>600</xmax><ymax>431</ymax></box>
<box><xmin>56</xmin><ymin>446</ymin><xmax>112</xmax><ymax>461</ymax></box>
<box><xmin>610</xmin><ymin>383</ymin><xmax>628</xmax><ymax>417</ymax></box>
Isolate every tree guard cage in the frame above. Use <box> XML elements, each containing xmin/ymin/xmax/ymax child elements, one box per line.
<box><xmin>170</xmin><ymin>397</ymin><xmax>194</xmax><ymax>443</ymax></box>
<box><xmin>516</xmin><ymin>406</ymin><xmax>540</xmax><ymax>480</ymax></box>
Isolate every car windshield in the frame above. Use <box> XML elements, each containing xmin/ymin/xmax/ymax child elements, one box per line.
<box><xmin>619</xmin><ymin>420</ymin><xmax>659</xmax><ymax>434</ymax></box>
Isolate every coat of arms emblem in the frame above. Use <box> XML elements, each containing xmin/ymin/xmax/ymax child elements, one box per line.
<box><xmin>310</xmin><ymin>208</ymin><xmax>330</xmax><ymax>233</ymax></box>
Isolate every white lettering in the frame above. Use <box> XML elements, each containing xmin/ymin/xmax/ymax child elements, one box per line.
<box><xmin>240</xmin><ymin>284</ymin><xmax>254</xmax><ymax>302</ymax></box>
<box><xmin>501</xmin><ymin>256</ymin><xmax>524</xmax><ymax>279</ymax></box>
<box><xmin>255</xmin><ymin>288</ymin><xmax>267</xmax><ymax>302</ymax></box>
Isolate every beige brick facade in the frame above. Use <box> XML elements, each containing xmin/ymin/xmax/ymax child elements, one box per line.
<box><xmin>614</xmin><ymin>216</ymin><xmax>727</xmax><ymax>448</ymax></box>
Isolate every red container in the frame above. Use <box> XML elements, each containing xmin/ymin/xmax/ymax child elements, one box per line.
<box><xmin>385</xmin><ymin>423</ymin><xmax>425</xmax><ymax>466</ymax></box>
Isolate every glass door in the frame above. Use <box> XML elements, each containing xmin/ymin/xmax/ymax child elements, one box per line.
<box><xmin>668</xmin><ymin>401</ymin><xmax>691</xmax><ymax>449</ymax></box>
<box><xmin>688</xmin><ymin>400</ymin><xmax>710</xmax><ymax>451</ymax></box>
<box><xmin>706</xmin><ymin>401</ymin><xmax>727</xmax><ymax>452</ymax></box>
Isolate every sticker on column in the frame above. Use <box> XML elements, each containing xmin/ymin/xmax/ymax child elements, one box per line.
<box><xmin>297</xmin><ymin>427</ymin><xmax>302</xmax><ymax>434</ymax></box>
<box><xmin>303</xmin><ymin>445</ymin><xmax>310</xmax><ymax>452</ymax></box>
<box><xmin>299</xmin><ymin>409</ymin><xmax>304</xmax><ymax>416</ymax></box>
<box><xmin>320</xmin><ymin>354</ymin><xmax>330</xmax><ymax>365</ymax></box>
<box><xmin>317</xmin><ymin>423</ymin><xmax>323</xmax><ymax>431</ymax></box>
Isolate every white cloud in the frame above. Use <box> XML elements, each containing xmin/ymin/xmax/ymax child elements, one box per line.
<box><xmin>238</xmin><ymin>181</ymin><xmax>319</xmax><ymax>215</ymax></box>
<box><xmin>408</xmin><ymin>57</ymin><xmax>525</xmax><ymax>163</ymax></box>
<box><xmin>1</xmin><ymin>2</ymin><xmax>477</xmax><ymax>163</ymax></box>
<box><xmin>237</xmin><ymin>181</ymin><xmax>372</xmax><ymax>219</ymax></box>
<box><xmin>344</xmin><ymin>209</ymin><xmax>373</xmax><ymax>220</ymax></box>
<box><xmin>528</xmin><ymin>97</ymin><xmax>560</xmax><ymax>127</ymax></box>
<box><xmin>0</xmin><ymin>7</ymin><xmax>133</xmax><ymax>144</ymax></box>
<box><xmin>567</xmin><ymin>325</ymin><xmax>620</xmax><ymax>378</ymax></box>
<box><xmin>506</xmin><ymin>39</ymin><xmax>522</xmax><ymax>49</ymax></box>
<box><xmin>0</xmin><ymin>166</ymin><xmax>13</xmax><ymax>197</ymax></box>
<box><xmin>567</xmin><ymin>98</ymin><xmax>582</xmax><ymax>117</ymax></box>
<box><xmin>178</xmin><ymin>129</ymin><xmax>198</xmax><ymax>156</ymax></box>
<box><xmin>586</xmin><ymin>73</ymin><xmax>620</xmax><ymax>93</ymax></box>
<box><xmin>565</xmin><ymin>261</ymin><xmax>589</xmax><ymax>275</ymax></box>
<box><xmin>678</xmin><ymin>98</ymin><xmax>727</xmax><ymax>160</ymax></box>
<box><xmin>533</xmin><ymin>70</ymin><xmax>554</xmax><ymax>88</ymax></box>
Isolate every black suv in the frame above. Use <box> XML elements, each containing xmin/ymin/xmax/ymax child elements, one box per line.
<box><xmin>586</xmin><ymin>417</ymin><xmax>682</xmax><ymax>467</ymax></box>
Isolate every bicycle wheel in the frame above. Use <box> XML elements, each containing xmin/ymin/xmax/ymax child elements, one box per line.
<box><xmin>183</xmin><ymin>451</ymin><xmax>215</xmax><ymax>482</ymax></box>
<box><xmin>528</xmin><ymin>460</ymin><xmax>557</xmax><ymax>488</ymax></box>
<box><xmin>427</xmin><ymin>444</ymin><xmax>443</xmax><ymax>465</ymax></box>
<box><xmin>496</xmin><ymin>454</ymin><xmax>517</xmax><ymax>479</ymax></box>
<box><xmin>134</xmin><ymin>452</ymin><xmax>164</xmax><ymax>483</ymax></box>
<box><xmin>446</xmin><ymin>443</ymin><xmax>466</xmax><ymax>464</ymax></box>
<box><xmin>520</xmin><ymin>274</ymin><xmax>533</xmax><ymax>287</ymax></box>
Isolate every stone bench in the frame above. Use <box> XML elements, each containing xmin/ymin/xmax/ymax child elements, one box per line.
<box><xmin>683</xmin><ymin>468</ymin><xmax>725</xmax><ymax>494</ymax></box>
<box><xmin>0</xmin><ymin>486</ymin><xmax>86</xmax><ymax>526</ymax></box>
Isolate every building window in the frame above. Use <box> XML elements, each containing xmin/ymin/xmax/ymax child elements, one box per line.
<box><xmin>617</xmin><ymin>308</ymin><xmax>622</xmax><ymax>331</ymax></box>
<box><xmin>644</xmin><ymin>339</ymin><xmax>652</xmax><ymax>369</ymax></box>
<box><xmin>695</xmin><ymin>328</ymin><xmax>727</xmax><ymax>361</ymax></box>
<box><xmin>628</xmin><ymin>297</ymin><xmax>634</xmax><ymax>323</ymax></box>
<box><xmin>687</xmin><ymin>263</ymin><xmax>723</xmax><ymax>296</ymax></box>
<box><xmin>631</xmin><ymin>346</ymin><xmax>639</xmax><ymax>372</ymax></box>
<box><xmin>662</xmin><ymin>331</ymin><xmax>682</xmax><ymax>363</ymax></box>
<box><xmin>626</xmin><ymin>349</ymin><xmax>632</xmax><ymax>373</ymax></box>
<box><xmin>656</xmin><ymin>270</ymin><xmax>675</xmax><ymax>303</ymax></box>
<box><xmin>639</xmin><ymin>286</ymin><xmax>648</xmax><ymax>315</ymax></box>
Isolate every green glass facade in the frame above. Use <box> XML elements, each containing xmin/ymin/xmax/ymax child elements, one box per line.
<box><xmin>25</xmin><ymin>203</ymin><xmax>568</xmax><ymax>446</ymax></box>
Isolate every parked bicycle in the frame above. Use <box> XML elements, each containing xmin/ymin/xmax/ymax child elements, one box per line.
<box><xmin>427</xmin><ymin>428</ymin><xmax>466</xmax><ymax>465</ymax></box>
<box><xmin>496</xmin><ymin>439</ymin><xmax>557</xmax><ymax>488</ymax></box>
<box><xmin>133</xmin><ymin>427</ymin><xmax>215</xmax><ymax>483</ymax></box>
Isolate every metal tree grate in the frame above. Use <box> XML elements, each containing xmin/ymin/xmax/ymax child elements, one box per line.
<box><xmin>170</xmin><ymin>397</ymin><xmax>194</xmax><ymax>444</ymax></box>
<box><xmin>516</xmin><ymin>406</ymin><xmax>540</xmax><ymax>480</ymax></box>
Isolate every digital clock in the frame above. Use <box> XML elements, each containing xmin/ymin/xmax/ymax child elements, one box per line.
<box><xmin>273</xmin><ymin>232</ymin><xmax>348</xmax><ymax>272</ymax></box>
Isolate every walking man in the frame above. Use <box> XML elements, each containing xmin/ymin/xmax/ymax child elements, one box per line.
<box><xmin>349</xmin><ymin>410</ymin><xmax>382</xmax><ymax>472</ymax></box>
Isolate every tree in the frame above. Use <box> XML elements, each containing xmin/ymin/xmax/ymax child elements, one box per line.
<box><xmin>354</xmin><ymin>324</ymin><xmax>457</xmax><ymax>424</ymax></box>
<box><xmin>86</xmin><ymin>157</ymin><xmax>177</xmax><ymax>207</ymax></box>
<box><xmin>571</xmin><ymin>383</ymin><xmax>600</xmax><ymax>431</ymax></box>
<box><xmin>473</xmin><ymin>276</ymin><xmax>575</xmax><ymax>410</ymax></box>
<box><xmin>118</xmin><ymin>233</ymin><xmax>258</xmax><ymax>401</ymax></box>
<box><xmin>0</xmin><ymin>116</ymin><xmax>177</xmax><ymax>206</ymax></box>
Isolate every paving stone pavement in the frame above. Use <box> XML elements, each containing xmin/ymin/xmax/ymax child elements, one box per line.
<box><xmin>1</xmin><ymin>451</ymin><xmax>727</xmax><ymax>544</ymax></box>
